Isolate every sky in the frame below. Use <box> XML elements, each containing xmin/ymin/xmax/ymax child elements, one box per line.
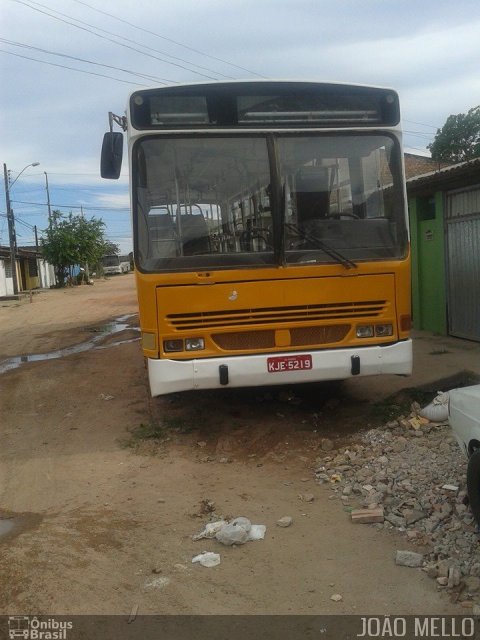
<box><xmin>1</xmin><ymin>0</ymin><xmax>480</xmax><ymax>253</ymax></box>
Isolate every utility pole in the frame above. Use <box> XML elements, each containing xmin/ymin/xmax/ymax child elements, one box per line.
<box><xmin>3</xmin><ymin>161</ymin><xmax>40</xmax><ymax>295</ymax></box>
<box><xmin>3</xmin><ymin>163</ymin><xmax>19</xmax><ymax>295</ymax></box>
<box><xmin>79</xmin><ymin>206</ymin><xmax>90</xmax><ymax>282</ymax></box>
<box><xmin>44</xmin><ymin>171</ymin><xmax>52</xmax><ymax>227</ymax></box>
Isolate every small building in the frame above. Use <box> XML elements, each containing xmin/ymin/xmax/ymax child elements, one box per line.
<box><xmin>404</xmin><ymin>152</ymin><xmax>449</xmax><ymax>180</ymax></box>
<box><xmin>407</xmin><ymin>157</ymin><xmax>480</xmax><ymax>342</ymax></box>
<box><xmin>0</xmin><ymin>246</ymin><xmax>56</xmax><ymax>297</ymax></box>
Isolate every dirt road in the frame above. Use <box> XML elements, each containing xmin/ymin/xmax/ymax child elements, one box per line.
<box><xmin>0</xmin><ymin>276</ymin><xmax>467</xmax><ymax>614</ymax></box>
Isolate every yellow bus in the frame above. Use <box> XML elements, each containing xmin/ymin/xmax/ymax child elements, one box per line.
<box><xmin>101</xmin><ymin>81</ymin><xmax>412</xmax><ymax>396</ymax></box>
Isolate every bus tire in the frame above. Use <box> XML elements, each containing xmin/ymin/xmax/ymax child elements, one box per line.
<box><xmin>467</xmin><ymin>449</ymin><xmax>480</xmax><ymax>526</ymax></box>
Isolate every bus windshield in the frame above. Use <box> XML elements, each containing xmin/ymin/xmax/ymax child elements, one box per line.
<box><xmin>133</xmin><ymin>133</ymin><xmax>406</xmax><ymax>273</ymax></box>
<box><xmin>102</xmin><ymin>255</ymin><xmax>121</xmax><ymax>267</ymax></box>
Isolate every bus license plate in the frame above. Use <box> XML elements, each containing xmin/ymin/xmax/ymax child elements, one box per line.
<box><xmin>267</xmin><ymin>355</ymin><xmax>312</xmax><ymax>373</ymax></box>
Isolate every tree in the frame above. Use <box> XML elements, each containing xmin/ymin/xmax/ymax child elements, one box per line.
<box><xmin>41</xmin><ymin>211</ymin><xmax>108</xmax><ymax>286</ymax></box>
<box><xmin>428</xmin><ymin>106</ymin><xmax>480</xmax><ymax>164</ymax></box>
<box><xmin>103</xmin><ymin>241</ymin><xmax>120</xmax><ymax>256</ymax></box>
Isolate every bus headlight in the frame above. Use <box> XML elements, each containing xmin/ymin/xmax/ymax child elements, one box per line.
<box><xmin>375</xmin><ymin>324</ymin><xmax>393</xmax><ymax>337</ymax></box>
<box><xmin>356</xmin><ymin>324</ymin><xmax>393</xmax><ymax>338</ymax></box>
<box><xmin>185</xmin><ymin>338</ymin><xmax>205</xmax><ymax>351</ymax></box>
<box><xmin>356</xmin><ymin>325</ymin><xmax>374</xmax><ymax>338</ymax></box>
<box><xmin>164</xmin><ymin>339</ymin><xmax>183</xmax><ymax>352</ymax></box>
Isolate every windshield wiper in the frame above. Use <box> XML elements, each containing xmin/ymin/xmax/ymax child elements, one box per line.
<box><xmin>284</xmin><ymin>223</ymin><xmax>357</xmax><ymax>270</ymax></box>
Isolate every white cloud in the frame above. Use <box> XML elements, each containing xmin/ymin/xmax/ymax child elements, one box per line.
<box><xmin>96</xmin><ymin>192</ymin><xmax>130</xmax><ymax>208</ymax></box>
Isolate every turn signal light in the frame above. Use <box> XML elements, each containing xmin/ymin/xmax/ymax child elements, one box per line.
<box><xmin>400</xmin><ymin>314</ymin><xmax>412</xmax><ymax>331</ymax></box>
<box><xmin>142</xmin><ymin>332</ymin><xmax>156</xmax><ymax>350</ymax></box>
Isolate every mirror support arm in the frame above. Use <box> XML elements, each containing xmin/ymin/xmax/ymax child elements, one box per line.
<box><xmin>109</xmin><ymin>111</ymin><xmax>127</xmax><ymax>132</ymax></box>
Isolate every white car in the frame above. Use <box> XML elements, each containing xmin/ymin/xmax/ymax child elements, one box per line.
<box><xmin>448</xmin><ymin>384</ymin><xmax>480</xmax><ymax>525</ymax></box>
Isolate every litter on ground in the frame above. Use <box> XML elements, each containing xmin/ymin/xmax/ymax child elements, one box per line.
<box><xmin>193</xmin><ymin>517</ymin><xmax>266</xmax><ymax>546</ymax></box>
<box><xmin>191</xmin><ymin>552</ymin><xmax>221</xmax><ymax>568</ymax></box>
<box><xmin>419</xmin><ymin>391</ymin><xmax>449</xmax><ymax>422</ymax></box>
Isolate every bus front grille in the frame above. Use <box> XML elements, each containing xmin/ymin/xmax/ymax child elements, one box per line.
<box><xmin>290</xmin><ymin>324</ymin><xmax>350</xmax><ymax>346</ymax></box>
<box><xmin>166</xmin><ymin>300</ymin><xmax>387</xmax><ymax>331</ymax></box>
<box><xmin>211</xmin><ymin>324</ymin><xmax>351</xmax><ymax>351</ymax></box>
<box><xmin>212</xmin><ymin>330</ymin><xmax>276</xmax><ymax>350</ymax></box>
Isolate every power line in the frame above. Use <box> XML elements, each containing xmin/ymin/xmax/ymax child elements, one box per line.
<box><xmin>0</xmin><ymin>37</ymin><xmax>170</xmax><ymax>84</ymax></box>
<box><xmin>69</xmin><ymin>0</ymin><xmax>266</xmax><ymax>79</ymax></box>
<box><xmin>404</xmin><ymin>119</ymin><xmax>440</xmax><ymax>131</ymax></box>
<box><xmin>66</xmin><ymin>0</ymin><xmax>237</xmax><ymax>80</ymax></box>
<box><xmin>11</xmin><ymin>0</ymin><xmax>221</xmax><ymax>81</ymax></box>
<box><xmin>15</xmin><ymin>216</ymin><xmax>36</xmax><ymax>230</ymax></box>
<box><xmin>11</xmin><ymin>200</ymin><xmax>130</xmax><ymax>211</ymax></box>
<box><xmin>28</xmin><ymin>171</ymin><xmax>128</xmax><ymax>177</ymax></box>
<box><xmin>403</xmin><ymin>130</ymin><xmax>435</xmax><ymax>140</ymax></box>
<box><xmin>0</xmin><ymin>49</ymin><xmax>147</xmax><ymax>86</ymax></box>
<box><xmin>15</xmin><ymin>185</ymin><xmax>122</xmax><ymax>193</ymax></box>
<box><xmin>35</xmin><ymin>0</ymin><xmax>237</xmax><ymax>79</ymax></box>
<box><xmin>6</xmin><ymin>186</ymin><xmax>43</xmax><ymax>191</ymax></box>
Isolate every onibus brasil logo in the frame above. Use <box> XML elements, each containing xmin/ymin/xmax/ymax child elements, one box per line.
<box><xmin>8</xmin><ymin>616</ymin><xmax>73</xmax><ymax>639</ymax></box>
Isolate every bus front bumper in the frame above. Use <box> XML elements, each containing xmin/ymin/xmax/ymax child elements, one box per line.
<box><xmin>147</xmin><ymin>339</ymin><xmax>412</xmax><ymax>396</ymax></box>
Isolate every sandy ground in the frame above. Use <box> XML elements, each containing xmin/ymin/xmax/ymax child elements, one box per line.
<box><xmin>0</xmin><ymin>275</ymin><xmax>477</xmax><ymax>615</ymax></box>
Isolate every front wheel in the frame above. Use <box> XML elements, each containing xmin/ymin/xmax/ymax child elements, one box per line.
<box><xmin>467</xmin><ymin>449</ymin><xmax>480</xmax><ymax>526</ymax></box>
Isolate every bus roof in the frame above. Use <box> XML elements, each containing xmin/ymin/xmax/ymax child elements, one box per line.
<box><xmin>128</xmin><ymin>79</ymin><xmax>398</xmax><ymax>97</ymax></box>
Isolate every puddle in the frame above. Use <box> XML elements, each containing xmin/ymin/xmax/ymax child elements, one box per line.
<box><xmin>0</xmin><ymin>512</ymin><xmax>43</xmax><ymax>542</ymax></box>
<box><xmin>0</xmin><ymin>519</ymin><xmax>15</xmax><ymax>538</ymax></box>
<box><xmin>0</xmin><ymin>315</ymin><xmax>140</xmax><ymax>375</ymax></box>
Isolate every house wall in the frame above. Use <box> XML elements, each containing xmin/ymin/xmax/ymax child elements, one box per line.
<box><xmin>409</xmin><ymin>191</ymin><xmax>447</xmax><ymax>334</ymax></box>
<box><xmin>19</xmin><ymin>257</ymin><xmax>40</xmax><ymax>290</ymax></box>
<box><xmin>0</xmin><ymin>255</ymin><xmax>56</xmax><ymax>295</ymax></box>
<box><xmin>404</xmin><ymin>154</ymin><xmax>448</xmax><ymax>180</ymax></box>
<box><xmin>14</xmin><ymin>260</ymin><xmax>22</xmax><ymax>292</ymax></box>
<box><xmin>445</xmin><ymin>186</ymin><xmax>480</xmax><ymax>341</ymax></box>
<box><xmin>39</xmin><ymin>260</ymin><xmax>56</xmax><ymax>288</ymax></box>
<box><xmin>24</xmin><ymin>271</ymin><xmax>40</xmax><ymax>290</ymax></box>
<box><xmin>0</xmin><ymin>258</ymin><xmax>15</xmax><ymax>296</ymax></box>
<box><xmin>0</xmin><ymin>260</ymin><xmax>6</xmax><ymax>297</ymax></box>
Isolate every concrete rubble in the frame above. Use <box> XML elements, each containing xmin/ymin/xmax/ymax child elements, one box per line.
<box><xmin>314</xmin><ymin>400</ymin><xmax>480</xmax><ymax>606</ymax></box>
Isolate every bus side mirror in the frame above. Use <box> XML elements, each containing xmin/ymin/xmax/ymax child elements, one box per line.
<box><xmin>101</xmin><ymin>132</ymin><xmax>123</xmax><ymax>179</ymax></box>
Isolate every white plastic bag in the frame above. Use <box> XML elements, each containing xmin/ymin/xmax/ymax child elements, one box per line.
<box><xmin>193</xmin><ymin>516</ymin><xmax>266</xmax><ymax>547</ymax></box>
<box><xmin>215</xmin><ymin>519</ymin><xmax>250</xmax><ymax>546</ymax></box>
<box><xmin>247</xmin><ymin>524</ymin><xmax>266</xmax><ymax>540</ymax></box>
<box><xmin>192</xmin><ymin>520</ymin><xmax>227</xmax><ymax>541</ymax></box>
<box><xmin>192</xmin><ymin>552</ymin><xmax>221</xmax><ymax>567</ymax></box>
<box><xmin>419</xmin><ymin>391</ymin><xmax>449</xmax><ymax>422</ymax></box>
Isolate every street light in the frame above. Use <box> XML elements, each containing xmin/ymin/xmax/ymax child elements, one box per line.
<box><xmin>9</xmin><ymin>162</ymin><xmax>40</xmax><ymax>189</ymax></box>
<box><xmin>3</xmin><ymin>161</ymin><xmax>40</xmax><ymax>295</ymax></box>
